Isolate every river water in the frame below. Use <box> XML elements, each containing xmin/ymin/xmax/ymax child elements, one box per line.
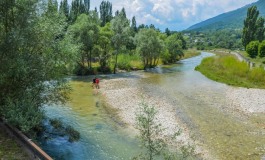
<box><xmin>39</xmin><ymin>52</ymin><xmax>265</xmax><ymax>160</ymax></box>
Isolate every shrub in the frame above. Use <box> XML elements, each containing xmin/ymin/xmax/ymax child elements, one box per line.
<box><xmin>246</xmin><ymin>41</ymin><xmax>259</xmax><ymax>58</ymax></box>
<box><xmin>258</xmin><ymin>40</ymin><xmax>265</xmax><ymax>58</ymax></box>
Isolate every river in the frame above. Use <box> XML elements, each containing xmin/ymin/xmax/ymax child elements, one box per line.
<box><xmin>38</xmin><ymin>52</ymin><xmax>265</xmax><ymax>160</ymax></box>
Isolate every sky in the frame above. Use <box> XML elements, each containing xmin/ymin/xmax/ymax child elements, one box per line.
<box><xmin>89</xmin><ymin>0</ymin><xmax>258</xmax><ymax>31</ymax></box>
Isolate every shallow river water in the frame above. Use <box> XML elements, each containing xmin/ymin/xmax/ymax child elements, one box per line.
<box><xmin>39</xmin><ymin>52</ymin><xmax>265</xmax><ymax>160</ymax></box>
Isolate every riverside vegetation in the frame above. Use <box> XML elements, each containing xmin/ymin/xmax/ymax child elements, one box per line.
<box><xmin>195</xmin><ymin>55</ymin><xmax>265</xmax><ymax>88</ymax></box>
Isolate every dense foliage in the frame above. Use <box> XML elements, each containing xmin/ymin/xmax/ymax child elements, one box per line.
<box><xmin>185</xmin><ymin>29</ymin><xmax>244</xmax><ymax>50</ymax></box>
<box><xmin>246</xmin><ymin>41</ymin><xmax>260</xmax><ymax>58</ymax></box>
<box><xmin>0</xmin><ymin>0</ymin><xmax>79</xmax><ymax>135</ymax></box>
<box><xmin>243</xmin><ymin>6</ymin><xmax>265</xmax><ymax>58</ymax></box>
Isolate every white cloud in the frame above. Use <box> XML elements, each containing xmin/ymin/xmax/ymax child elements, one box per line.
<box><xmin>89</xmin><ymin>0</ymin><xmax>258</xmax><ymax>30</ymax></box>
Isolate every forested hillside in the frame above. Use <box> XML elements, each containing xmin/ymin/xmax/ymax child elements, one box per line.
<box><xmin>186</xmin><ymin>0</ymin><xmax>265</xmax><ymax>31</ymax></box>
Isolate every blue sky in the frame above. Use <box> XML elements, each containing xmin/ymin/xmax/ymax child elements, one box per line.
<box><xmin>89</xmin><ymin>0</ymin><xmax>257</xmax><ymax>31</ymax></box>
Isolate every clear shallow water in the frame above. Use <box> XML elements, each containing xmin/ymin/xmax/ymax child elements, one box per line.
<box><xmin>38</xmin><ymin>52</ymin><xmax>265</xmax><ymax>160</ymax></box>
<box><xmin>39</xmin><ymin>80</ymin><xmax>141</xmax><ymax>160</ymax></box>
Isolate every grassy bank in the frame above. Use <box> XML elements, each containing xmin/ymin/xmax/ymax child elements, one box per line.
<box><xmin>0</xmin><ymin>127</ymin><xmax>29</xmax><ymax>159</ymax></box>
<box><xmin>182</xmin><ymin>49</ymin><xmax>201</xmax><ymax>59</ymax></box>
<box><xmin>195</xmin><ymin>55</ymin><xmax>265</xmax><ymax>88</ymax></box>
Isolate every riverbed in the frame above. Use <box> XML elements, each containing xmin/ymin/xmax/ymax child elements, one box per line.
<box><xmin>39</xmin><ymin>52</ymin><xmax>265</xmax><ymax>160</ymax></box>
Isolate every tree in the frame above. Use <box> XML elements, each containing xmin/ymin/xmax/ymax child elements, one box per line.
<box><xmin>97</xmin><ymin>23</ymin><xmax>114</xmax><ymax>70</ymax></box>
<box><xmin>69</xmin><ymin>0</ymin><xmax>87</xmax><ymax>23</ymax></box>
<box><xmin>242</xmin><ymin>6</ymin><xmax>259</xmax><ymax>49</ymax></box>
<box><xmin>255</xmin><ymin>17</ymin><xmax>265</xmax><ymax>42</ymax></box>
<box><xmin>59</xmin><ymin>0</ymin><xmax>70</xmax><ymax>19</ymax></box>
<box><xmin>84</xmin><ymin>0</ymin><xmax>90</xmax><ymax>12</ymax></box>
<box><xmin>131</xmin><ymin>16</ymin><xmax>137</xmax><ymax>32</ymax></box>
<box><xmin>120</xmin><ymin>7</ymin><xmax>126</xmax><ymax>19</ymax></box>
<box><xmin>135</xmin><ymin>28</ymin><xmax>164</xmax><ymax>69</ymax></box>
<box><xmin>100</xmin><ymin>1</ymin><xmax>112</xmax><ymax>26</ymax></box>
<box><xmin>165</xmin><ymin>28</ymin><xmax>171</xmax><ymax>36</ymax></box>
<box><xmin>68</xmin><ymin>13</ymin><xmax>100</xmax><ymax>72</ymax></box>
<box><xmin>246</xmin><ymin>41</ymin><xmax>259</xmax><ymax>58</ymax></box>
<box><xmin>162</xmin><ymin>33</ymin><xmax>184</xmax><ymax>64</ymax></box>
<box><xmin>135</xmin><ymin>102</ymin><xmax>166</xmax><ymax>160</ymax></box>
<box><xmin>111</xmin><ymin>11</ymin><xmax>130</xmax><ymax>74</ymax></box>
<box><xmin>259</xmin><ymin>40</ymin><xmax>265</xmax><ymax>58</ymax></box>
<box><xmin>0</xmin><ymin>0</ymin><xmax>79</xmax><ymax>134</ymax></box>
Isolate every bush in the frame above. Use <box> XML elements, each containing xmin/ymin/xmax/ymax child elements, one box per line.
<box><xmin>3</xmin><ymin>98</ymin><xmax>44</xmax><ymax>134</ymax></box>
<box><xmin>259</xmin><ymin>40</ymin><xmax>265</xmax><ymax>58</ymax></box>
<box><xmin>246</xmin><ymin>41</ymin><xmax>259</xmax><ymax>58</ymax></box>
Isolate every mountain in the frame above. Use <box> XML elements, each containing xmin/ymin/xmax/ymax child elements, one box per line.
<box><xmin>186</xmin><ymin>0</ymin><xmax>265</xmax><ymax>31</ymax></box>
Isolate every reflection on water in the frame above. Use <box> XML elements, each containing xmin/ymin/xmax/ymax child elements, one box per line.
<box><xmin>39</xmin><ymin>52</ymin><xmax>265</xmax><ymax>160</ymax></box>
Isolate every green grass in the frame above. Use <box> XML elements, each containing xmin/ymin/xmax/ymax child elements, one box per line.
<box><xmin>182</xmin><ymin>49</ymin><xmax>201</xmax><ymax>59</ymax></box>
<box><xmin>196</xmin><ymin>55</ymin><xmax>265</xmax><ymax>89</ymax></box>
<box><xmin>0</xmin><ymin>128</ymin><xmax>29</xmax><ymax>159</ymax></box>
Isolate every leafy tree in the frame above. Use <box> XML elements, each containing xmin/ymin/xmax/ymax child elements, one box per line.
<box><xmin>68</xmin><ymin>13</ymin><xmax>100</xmax><ymax>72</ymax></box>
<box><xmin>111</xmin><ymin>11</ymin><xmax>130</xmax><ymax>74</ymax></box>
<box><xmin>131</xmin><ymin>16</ymin><xmax>137</xmax><ymax>32</ymax></box>
<box><xmin>84</xmin><ymin>0</ymin><xmax>90</xmax><ymax>11</ymax></box>
<box><xmin>246</xmin><ymin>41</ymin><xmax>259</xmax><ymax>58</ymax></box>
<box><xmin>163</xmin><ymin>33</ymin><xmax>184</xmax><ymax>64</ymax></box>
<box><xmin>135</xmin><ymin>102</ymin><xmax>166</xmax><ymax>160</ymax></box>
<box><xmin>97</xmin><ymin>23</ymin><xmax>114</xmax><ymax>70</ymax></box>
<box><xmin>259</xmin><ymin>40</ymin><xmax>265</xmax><ymax>58</ymax></box>
<box><xmin>59</xmin><ymin>0</ymin><xmax>70</xmax><ymax>19</ymax></box>
<box><xmin>100</xmin><ymin>0</ymin><xmax>112</xmax><ymax>26</ymax></box>
<box><xmin>0</xmin><ymin>0</ymin><xmax>79</xmax><ymax>134</ymax></box>
<box><xmin>135</xmin><ymin>28</ymin><xmax>164</xmax><ymax>69</ymax></box>
<box><xmin>69</xmin><ymin>0</ymin><xmax>87</xmax><ymax>23</ymax></box>
<box><xmin>165</xmin><ymin>28</ymin><xmax>171</xmax><ymax>36</ymax></box>
<box><xmin>242</xmin><ymin>6</ymin><xmax>259</xmax><ymax>49</ymax></box>
<box><xmin>138</xmin><ymin>24</ymin><xmax>146</xmax><ymax>31</ymax></box>
<box><xmin>120</xmin><ymin>7</ymin><xmax>127</xmax><ymax>18</ymax></box>
<box><xmin>255</xmin><ymin>17</ymin><xmax>265</xmax><ymax>42</ymax></box>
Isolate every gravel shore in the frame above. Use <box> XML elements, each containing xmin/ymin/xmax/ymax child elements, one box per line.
<box><xmin>99</xmin><ymin>73</ymin><xmax>265</xmax><ymax>159</ymax></box>
<box><xmin>100</xmin><ymin>76</ymin><xmax>212</xmax><ymax>159</ymax></box>
<box><xmin>226</xmin><ymin>87</ymin><xmax>265</xmax><ymax>114</ymax></box>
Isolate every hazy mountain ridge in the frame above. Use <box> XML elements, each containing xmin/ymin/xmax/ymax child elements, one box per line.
<box><xmin>186</xmin><ymin>0</ymin><xmax>265</xmax><ymax>31</ymax></box>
